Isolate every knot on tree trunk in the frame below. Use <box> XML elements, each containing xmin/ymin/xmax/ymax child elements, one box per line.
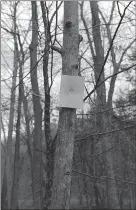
<box><xmin>65</xmin><ymin>21</ymin><xmax>72</xmax><ymax>28</ymax></box>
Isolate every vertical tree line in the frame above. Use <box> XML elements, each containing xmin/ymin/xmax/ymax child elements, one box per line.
<box><xmin>1</xmin><ymin>1</ymin><xmax>136</xmax><ymax>210</ymax></box>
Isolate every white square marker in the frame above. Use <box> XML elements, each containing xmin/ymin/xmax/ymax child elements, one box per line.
<box><xmin>59</xmin><ymin>75</ymin><xmax>84</xmax><ymax>109</ymax></box>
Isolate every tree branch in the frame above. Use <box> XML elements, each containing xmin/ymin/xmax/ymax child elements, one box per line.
<box><xmin>72</xmin><ymin>170</ymin><xmax>136</xmax><ymax>185</ymax></box>
<box><xmin>84</xmin><ymin>1</ymin><xmax>132</xmax><ymax>102</ymax></box>
<box><xmin>83</xmin><ymin>64</ymin><xmax>136</xmax><ymax>102</ymax></box>
<box><xmin>73</xmin><ymin>142</ymin><xmax>120</xmax><ymax>164</ymax></box>
<box><xmin>51</xmin><ymin>45</ymin><xmax>62</xmax><ymax>55</ymax></box>
<box><xmin>117</xmin><ymin>1</ymin><xmax>122</xmax><ymax>18</ymax></box>
<box><xmin>75</xmin><ymin>124</ymin><xmax>136</xmax><ymax>142</ymax></box>
<box><xmin>49</xmin><ymin>1</ymin><xmax>63</xmax><ymax>25</ymax></box>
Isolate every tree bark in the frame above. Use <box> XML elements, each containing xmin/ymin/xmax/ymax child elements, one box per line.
<box><xmin>10</xmin><ymin>36</ymin><xmax>22</xmax><ymax>209</ymax></box>
<box><xmin>10</xmin><ymin>75</ymin><xmax>21</xmax><ymax>209</ymax></box>
<box><xmin>1</xmin><ymin>157</ymin><xmax>7</xmax><ymax>210</ymax></box>
<box><xmin>30</xmin><ymin>2</ymin><xmax>43</xmax><ymax>209</ymax></box>
<box><xmin>17</xmin><ymin>30</ymin><xmax>36</xmax><ymax>208</ymax></box>
<box><xmin>40</xmin><ymin>2</ymin><xmax>51</xmax><ymax>147</ymax></box>
<box><xmin>50</xmin><ymin>2</ymin><xmax>79</xmax><ymax>209</ymax></box>
<box><xmin>40</xmin><ymin>2</ymin><xmax>53</xmax><ymax>208</ymax></box>
<box><xmin>6</xmin><ymin>3</ymin><xmax>18</xmax><ymax>208</ymax></box>
<box><xmin>90</xmin><ymin>2</ymin><xmax>120</xmax><ymax>209</ymax></box>
<box><xmin>90</xmin><ymin>1</ymin><xmax>106</xmax><ymax>110</ymax></box>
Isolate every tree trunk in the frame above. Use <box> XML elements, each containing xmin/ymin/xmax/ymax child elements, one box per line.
<box><xmin>1</xmin><ymin>121</ymin><xmax>7</xmax><ymax>209</ymax></box>
<box><xmin>90</xmin><ymin>2</ymin><xmax>120</xmax><ymax>209</ymax></box>
<box><xmin>30</xmin><ymin>2</ymin><xmax>43</xmax><ymax>209</ymax></box>
<box><xmin>40</xmin><ymin>2</ymin><xmax>53</xmax><ymax>208</ymax></box>
<box><xmin>50</xmin><ymin>2</ymin><xmax>79</xmax><ymax>209</ymax></box>
<box><xmin>98</xmin><ymin>6</ymin><xmax>120</xmax><ymax>110</ymax></box>
<box><xmin>1</xmin><ymin>158</ymin><xmax>7</xmax><ymax>210</ymax></box>
<box><xmin>6</xmin><ymin>3</ymin><xmax>18</xmax><ymax>208</ymax></box>
<box><xmin>10</xmin><ymin>39</ymin><xmax>22</xmax><ymax>209</ymax></box>
<box><xmin>90</xmin><ymin>1</ymin><xmax>106</xmax><ymax>110</ymax></box>
<box><xmin>17</xmin><ymin>30</ymin><xmax>36</xmax><ymax>208</ymax></box>
<box><xmin>40</xmin><ymin>2</ymin><xmax>51</xmax><ymax>147</ymax></box>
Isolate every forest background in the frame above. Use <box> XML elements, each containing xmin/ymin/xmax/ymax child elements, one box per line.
<box><xmin>1</xmin><ymin>1</ymin><xmax>136</xmax><ymax>209</ymax></box>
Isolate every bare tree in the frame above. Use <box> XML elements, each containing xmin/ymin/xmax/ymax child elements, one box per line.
<box><xmin>10</xmin><ymin>33</ymin><xmax>22</xmax><ymax>210</ymax></box>
<box><xmin>79</xmin><ymin>1</ymin><xmax>134</xmax><ymax>208</ymax></box>
<box><xmin>1</xmin><ymin>121</ymin><xmax>7</xmax><ymax>210</ymax></box>
<box><xmin>1</xmin><ymin>1</ymin><xmax>135</xmax><ymax>209</ymax></box>
<box><xmin>5</xmin><ymin>2</ymin><xmax>18</xmax><ymax>208</ymax></box>
<box><xmin>98</xmin><ymin>2</ymin><xmax>136</xmax><ymax>110</ymax></box>
<box><xmin>40</xmin><ymin>3</ymin><xmax>52</xmax><ymax>208</ymax></box>
<box><xmin>80</xmin><ymin>1</ymin><xmax>121</xmax><ymax>208</ymax></box>
<box><xmin>40</xmin><ymin>2</ymin><xmax>63</xmax><ymax>208</ymax></box>
<box><xmin>16</xmin><ymin>25</ymin><xmax>35</xmax><ymax>208</ymax></box>
<box><xmin>29</xmin><ymin>2</ymin><xmax>43</xmax><ymax>209</ymax></box>
<box><xmin>50</xmin><ymin>2</ymin><xmax>80</xmax><ymax>209</ymax></box>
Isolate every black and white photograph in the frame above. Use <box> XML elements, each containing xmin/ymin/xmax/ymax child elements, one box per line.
<box><xmin>1</xmin><ymin>1</ymin><xmax>136</xmax><ymax>209</ymax></box>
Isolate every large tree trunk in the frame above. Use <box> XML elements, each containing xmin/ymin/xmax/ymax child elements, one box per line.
<box><xmin>6</xmin><ymin>3</ymin><xmax>18</xmax><ymax>208</ymax></box>
<box><xmin>30</xmin><ymin>2</ymin><xmax>43</xmax><ymax>209</ymax></box>
<box><xmin>10</xmin><ymin>73</ymin><xmax>21</xmax><ymax>209</ymax></box>
<box><xmin>17</xmin><ymin>17</ymin><xmax>34</xmax><ymax>181</ymax></box>
<box><xmin>10</xmin><ymin>36</ymin><xmax>22</xmax><ymax>209</ymax></box>
<box><xmin>50</xmin><ymin>2</ymin><xmax>79</xmax><ymax>209</ymax></box>
<box><xmin>17</xmin><ymin>31</ymin><xmax>32</xmax><ymax>162</ymax></box>
<box><xmin>40</xmin><ymin>2</ymin><xmax>51</xmax><ymax>147</ymax></box>
<box><xmin>40</xmin><ymin>2</ymin><xmax>53</xmax><ymax>208</ymax></box>
<box><xmin>17</xmin><ymin>17</ymin><xmax>39</xmax><ymax>208</ymax></box>
<box><xmin>17</xmin><ymin>31</ymin><xmax>35</xmax><ymax>207</ymax></box>
<box><xmin>90</xmin><ymin>2</ymin><xmax>120</xmax><ymax>209</ymax></box>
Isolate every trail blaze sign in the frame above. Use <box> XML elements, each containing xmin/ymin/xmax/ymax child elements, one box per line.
<box><xmin>59</xmin><ymin>75</ymin><xmax>84</xmax><ymax>109</ymax></box>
